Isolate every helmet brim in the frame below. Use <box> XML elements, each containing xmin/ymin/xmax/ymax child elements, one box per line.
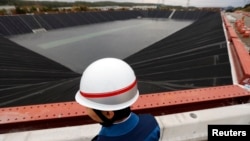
<box><xmin>75</xmin><ymin>90</ymin><xmax>139</xmax><ymax>111</ymax></box>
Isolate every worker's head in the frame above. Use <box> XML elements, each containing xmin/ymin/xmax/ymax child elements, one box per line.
<box><xmin>75</xmin><ymin>58</ymin><xmax>139</xmax><ymax>126</ymax></box>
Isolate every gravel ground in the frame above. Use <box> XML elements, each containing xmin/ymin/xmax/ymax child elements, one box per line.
<box><xmin>227</xmin><ymin>12</ymin><xmax>250</xmax><ymax>50</ymax></box>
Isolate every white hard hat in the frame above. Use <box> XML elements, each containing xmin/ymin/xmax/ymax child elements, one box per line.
<box><xmin>75</xmin><ymin>58</ymin><xmax>139</xmax><ymax>111</ymax></box>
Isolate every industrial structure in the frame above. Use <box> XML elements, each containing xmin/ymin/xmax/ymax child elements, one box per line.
<box><xmin>0</xmin><ymin>8</ymin><xmax>250</xmax><ymax>141</ymax></box>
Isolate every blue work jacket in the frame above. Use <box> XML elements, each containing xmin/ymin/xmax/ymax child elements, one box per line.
<box><xmin>94</xmin><ymin>112</ymin><xmax>160</xmax><ymax>141</ymax></box>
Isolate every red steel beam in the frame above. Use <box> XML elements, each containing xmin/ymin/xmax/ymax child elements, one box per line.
<box><xmin>227</xmin><ymin>26</ymin><xmax>238</xmax><ymax>41</ymax></box>
<box><xmin>230</xmin><ymin>42</ymin><xmax>245</xmax><ymax>84</ymax></box>
<box><xmin>223</xmin><ymin>16</ymin><xmax>232</xmax><ymax>28</ymax></box>
<box><xmin>231</xmin><ymin>38</ymin><xmax>250</xmax><ymax>84</ymax></box>
<box><xmin>223</xmin><ymin>14</ymin><xmax>250</xmax><ymax>85</ymax></box>
<box><xmin>132</xmin><ymin>85</ymin><xmax>250</xmax><ymax>115</ymax></box>
<box><xmin>0</xmin><ymin>85</ymin><xmax>249</xmax><ymax>134</ymax></box>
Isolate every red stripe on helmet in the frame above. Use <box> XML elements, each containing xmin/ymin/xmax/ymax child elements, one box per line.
<box><xmin>80</xmin><ymin>80</ymin><xmax>137</xmax><ymax>98</ymax></box>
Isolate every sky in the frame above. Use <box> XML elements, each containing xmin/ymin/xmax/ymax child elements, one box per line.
<box><xmin>31</xmin><ymin>0</ymin><xmax>248</xmax><ymax>8</ymax></box>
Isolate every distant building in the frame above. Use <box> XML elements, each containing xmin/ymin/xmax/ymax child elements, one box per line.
<box><xmin>0</xmin><ymin>5</ymin><xmax>15</xmax><ymax>15</ymax></box>
<box><xmin>57</xmin><ymin>7</ymin><xmax>72</xmax><ymax>12</ymax></box>
<box><xmin>89</xmin><ymin>6</ymin><xmax>127</xmax><ymax>11</ymax></box>
<box><xmin>89</xmin><ymin>5</ymin><xmax>157</xmax><ymax>11</ymax></box>
<box><xmin>132</xmin><ymin>5</ymin><xmax>157</xmax><ymax>10</ymax></box>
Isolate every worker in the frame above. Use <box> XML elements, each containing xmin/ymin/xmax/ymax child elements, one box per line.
<box><xmin>75</xmin><ymin>58</ymin><xmax>160</xmax><ymax>141</ymax></box>
<box><xmin>242</xmin><ymin>15</ymin><xmax>245</xmax><ymax>23</ymax></box>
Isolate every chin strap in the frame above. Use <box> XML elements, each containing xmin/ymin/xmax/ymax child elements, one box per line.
<box><xmin>93</xmin><ymin>109</ymin><xmax>114</xmax><ymax>127</ymax></box>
